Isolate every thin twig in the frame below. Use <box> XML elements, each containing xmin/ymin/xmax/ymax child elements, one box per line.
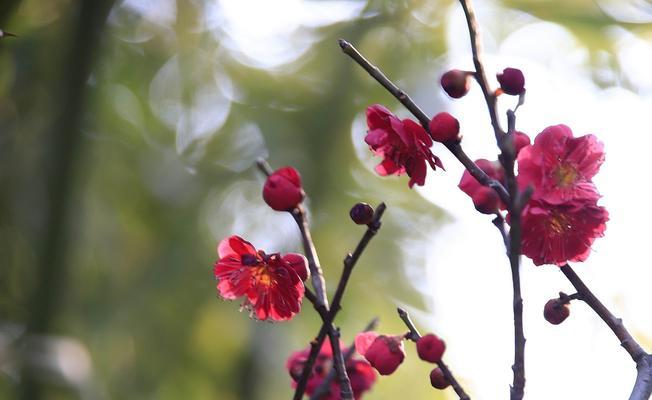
<box><xmin>559</xmin><ymin>264</ymin><xmax>652</xmax><ymax>400</ymax></box>
<box><xmin>310</xmin><ymin>318</ymin><xmax>380</xmax><ymax>400</ymax></box>
<box><xmin>338</xmin><ymin>39</ymin><xmax>510</xmax><ymax>206</ymax></box>
<box><xmin>492</xmin><ymin>213</ymin><xmax>509</xmax><ymax>252</ymax></box>
<box><xmin>457</xmin><ymin>0</ymin><xmax>504</xmax><ymax>143</ymax></box>
<box><xmin>397</xmin><ymin>308</ymin><xmax>471</xmax><ymax>400</ymax></box>
<box><xmin>292</xmin><ymin>204</ymin><xmax>386</xmax><ymax>400</ymax></box>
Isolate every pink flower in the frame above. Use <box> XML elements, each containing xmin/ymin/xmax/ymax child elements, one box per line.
<box><xmin>520</xmin><ymin>201</ymin><xmax>608</xmax><ymax>266</ymax></box>
<box><xmin>355</xmin><ymin>332</ymin><xmax>405</xmax><ymax>375</ymax></box>
<box><xmin>263</xmin><ymin>167</ymin><xmax>305</xmax><ymax>211</ymax></box>
<box><xmin>213</xmin><ymin>235</ymin><xmax>304</xmax><ymax>321</ymax></box>
<box><xmin>517</xmin><ymin>125</ymin><xmax>604</xmax><ymax>205</ymax></box>
<box><xmin>512</xmin><ymin>131</ymin><xmax>531</xmax><ymax>155</ymax></box>
<box><xmin>458</xmin><ymin>159</ymin><xmax>506</xmax><ymax>213</ymax></box>
<box><xmin>286</xmin><ymin>340</ymin><xmax>376</xmax><ymax>399</ymax></box>
<box><xmin>365</xmin><ymin>104</ymin><xmax>443</xmax><ymax>188</ymax></box>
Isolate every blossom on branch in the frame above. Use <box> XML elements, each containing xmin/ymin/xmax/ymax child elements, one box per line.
<box><xmin>365</xmin><ymin>104</ymin><xmax>443</xmax><ymax>188</ymax></box>
<box><xmin>459</xmin><ymin>159</ymin><xmax>506</xmax><ymax>213</ymax></box>
<box><xmin>354</xmin><ymin>331</ymin><xmax>406</xmax><ymax>375</ymax></box>
<box><xmin>213</xmin><ymin>235</ymin><xmax>305</xmax><ymax>321</ymax></box>
<box><xmin>263</xmin><ymin>166</ymin><xmax>305</xmax><ymax>211</ymax></box>
<box><xmin>287</xmin><ymin>340</ymin><xmax>377</xmax><ymax>399</ymax></box>
<box><xmin>520</xmin><ymin>200</ymin><xmax>608</xmax><ymax>266</ymax></box>
<box><xmin>517</xmin><ymin>124</ymin><xmax>604</xmax><ymax>205</ymax></box>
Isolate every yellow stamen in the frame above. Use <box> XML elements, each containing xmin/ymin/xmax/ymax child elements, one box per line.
<box><xmin>553</xmin><ymin>163</ymin><xmax>578</xmax><ymax>188</ymax></box>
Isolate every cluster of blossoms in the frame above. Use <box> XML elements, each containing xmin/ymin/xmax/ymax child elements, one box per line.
<box><xmin>459</xmin><ymin>123</ymin><xmax>608</xmax><ymax>267</ymax></box>
<box><xmin>286</xmin><ymin>340</ymin><xmax>377</xmax><ymax>399</ymax></box>
<box><xmin>365</xmin><ymin>66</ymin><xmax>607</xmax><ymax>269</ymax></box>
<box><xmin>516</xmin><ymin>124</ymin><xmax>608</xmax><ymax>266</ymax></box>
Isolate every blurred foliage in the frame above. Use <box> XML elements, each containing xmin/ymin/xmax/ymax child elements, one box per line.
<box><xmin>0</xmin><ymin>0</ymin><xmax>650</xmax><ymax>399</ymax></box>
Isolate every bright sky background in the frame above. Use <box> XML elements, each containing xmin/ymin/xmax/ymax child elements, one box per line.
<box><xmin>411</xmin><ymin>2</ymin><xmax>652</xmax><ymax>399</ymax></box>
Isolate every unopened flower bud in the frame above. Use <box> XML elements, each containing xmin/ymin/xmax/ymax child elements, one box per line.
<box><xmin>429</xmin><ymin>112</ymin><xmax>461</xmax><ymax>143</ymax></box>
<box><xmin>355</xmin><ymin>332</ymin><xmax>406</xmax><ymax>375</ymax></box>
<box><xmin>472</xmin><ymin>186</ymin><xmax>500</xmax><ymax>215</ymax></box>
<box><xmin>497</xmin><ymin>68</ymin><xmax>525</xmax><ymax>95</ymax></box>
<box><xmin>430</xmin><ymin>367</ymin><xmax>450</xmax><ymax>389</ymax></box>
<box><xmin>262</xmin><ymin>167</ymin><xmax>305</xmax><ymax>211</ymax></box>
<box><xmin>282</xmin><ymin>253</ymin><xmax>310</xmax><ymax>281</ymax></box>
<box><xmin>544</xmin><ymin>298</ymin><xmax>570</xmax><ymax>325</ymax></box>
<box><xmin>512</xmin><ymin>131</ymin><xmax>531</xmax><ymax>155</ymax></box>
<box><xmin>440</xmin><ymin>69</ymin><xmax>471</xmax><ymax>99</ymax></box>
<box><xmin>350</xmin><ymin>202</ymin><xmax>374</xmax><ymax>225</ymax></box>
<box><xmin>417</xmin><ymin>333</ymin><xmax>446</xmax><ymax>363</ymax></box>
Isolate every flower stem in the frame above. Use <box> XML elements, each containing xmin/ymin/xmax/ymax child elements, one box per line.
<box><xmin>397</xmin><ymin>308</ymin><xmax>471</xmax><ymax>400</ymax></box>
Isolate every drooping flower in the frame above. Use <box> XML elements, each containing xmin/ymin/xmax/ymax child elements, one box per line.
<box><xmin>543</xmin><ymin>298</ymin><xmax>570</xmax><ymax>325</ymax></box>
<box><xmin>458</xmin><ymin>159</ymin><xmax>506</xmax><ymax>213</ymax></box>
<box><xmin>263</xmin><ymin>166</ymin><xmax>305</xmax><ymax>211</ymax></box>
<box><xmin>354</xmin><ymin>332</ymin><xmax>405</xmax><ymax>375</ymax></box>
<box><xmin>520</xmin><ymin>200</ymin><xmax>608</xmax><ymax>266</ymax></box>
<box><xmin>213</xmin><ymin>235</ymin><xmax>305</xmax><ymax>321</ymax></box>
<box><xmin>517</xmin><ymin>125</ymin><xmax>605</xmax><ymax>205</ymax></box>
<box><xmin>286</xmin><ymin>340</ymin><xmax>377</xmax><ymax>399</ymax></box>
<box><xmin>365</xmin><ymin>104</ymin><xmax>443</xmax><ymax>188</ymax></box>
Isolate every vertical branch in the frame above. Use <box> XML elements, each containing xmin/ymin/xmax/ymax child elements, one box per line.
<box><xmin>457</xmin><ymin>0</ymin><xmax>504</xmax><ymax>143</ymax></box>
<box><xmin>310</xmin><ymin>318</ymin><xmax>379</xmax><ymax>400</ymax></box>
<box><xmin>457</xmin><ymin>0</ymin><xmax>527</xmax><ymax>397</ymax></box>
<box><xmin>293</xmin><ymin>207</ymin><xmax>330</xmax><ymax>309</ymax></box>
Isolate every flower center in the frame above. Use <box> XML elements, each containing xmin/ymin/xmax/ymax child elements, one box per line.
<box><xmin>553</xmin><ymin>163</ymin><xmax>578</xmax><ymax>188</ymax></box>
<box><xmin>548</xmin><ymin>212</ymin><xmax>570</xmax><ymax>235</ymax></box>
<box><xmin>252</xmin><ymin>265</ymin><xmax>273</xmax><ymax>286</ymax></box>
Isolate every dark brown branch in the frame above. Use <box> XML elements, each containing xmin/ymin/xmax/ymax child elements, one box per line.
<box><xmin>310</xmin><ymin>318</ymin><xmax>380</xmax><ymax>400</ymax></box>
<box><xmin>255</xmin><ymin>159</ymin><xmax>352</xmax><ymax>399</ymax></box>
<box><xmin>631</xmin><ymin>355</ymin><xmax>652</xmax><ymax>400</ymax></box>
<box><xmin>455</xmin><ymin>1</ymin><xmax>528</xmax><ymax>393</ymax></box>
<box><xmin>292</xmin><ymin>204</ymin><xmax>386</xmax><ymax>400</ymax></box>
<box><xmin>458</xmin><ymin>0</ymin><xmax>504</xmax><ymax>143</ymax></box>
<box><xmin>560</xmin><ymin>264</ymin><xmax>652</xmax><ymax>400</ymax></box>
<box><xmin>560</xmin><ymin>264</ymin><xmax>646</xmax><ymax>361</ymax></box>
<box><xmin>397</xmin><ymin>308</ymin><xmax>471</xmax><ymax>400</ymax></box>
<box><xmin>338</xmin><ymin>39</ymin><xmax>510</xmax><ymax>205</ymax></box>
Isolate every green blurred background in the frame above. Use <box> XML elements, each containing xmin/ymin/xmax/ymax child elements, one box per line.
<box><xmin>1</xmin><ymin>0</ymin><xmax>650</xmax><ymax>399</ymax></box>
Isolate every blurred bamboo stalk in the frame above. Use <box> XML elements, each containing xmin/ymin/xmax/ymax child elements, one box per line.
<box><xmin>18</xmin><ymin>0</ymin><xmax>116</xmax><ymax>398</ymax></box>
